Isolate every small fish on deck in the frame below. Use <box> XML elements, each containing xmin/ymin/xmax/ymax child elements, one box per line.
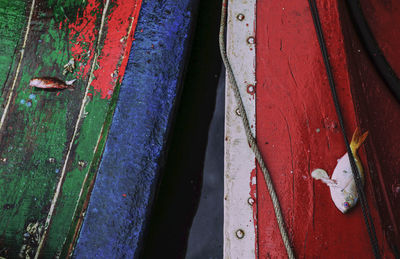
<box><xmin>29</xmin><ymin>77</ymin><xmax>76</xmax><ymax>90</ymax></box>
<box><xmin>312</xmin><ymin>128</ymin><xmax>369</xmax><ymax>213</ymax></box>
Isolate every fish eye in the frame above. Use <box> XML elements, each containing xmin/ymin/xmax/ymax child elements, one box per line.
<box><xmin>343</xmin><ymin>201</ymin><xmax>350</xmax><ymax>208</ymax></box>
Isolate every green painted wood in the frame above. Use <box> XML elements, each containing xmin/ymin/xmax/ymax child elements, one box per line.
<box><xmin>0</xmin><ymin>0</ymin><xmax>140</xmax><ymax>257</ymax></box>
<box><xmin>0</xmin><ymin>0</ymin><xmax>26</xmax><ymax>93</ymax></box>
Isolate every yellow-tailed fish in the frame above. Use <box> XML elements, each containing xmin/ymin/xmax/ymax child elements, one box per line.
<box><xmin>312</xmin><ymin>128</ymin><xmax>368</xmax><ymax>213</ymax></box>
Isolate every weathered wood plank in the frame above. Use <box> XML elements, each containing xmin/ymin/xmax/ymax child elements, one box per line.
<box><xmin>72</xmin><ymin>0</ymin><xmax>198</xmax><ymax>257</ymax></box>
<box><xmin>0</xmin><ymin>0</ymin><xmax>141</xmax><ymax>257</ymax></box>
<box><xmin>224</xmin><ymin>0</ymin><xmax>257</xmax><ymax>258</ymax></box>
<box><xmin>255</xmin><ymin>0</ymin><xmax>394</xmax><ymax>257</ymax></box>
<box><xmin>0</xmin><ymin>0</ymin><xmax>26</xmax><ymax>96</ymax></box>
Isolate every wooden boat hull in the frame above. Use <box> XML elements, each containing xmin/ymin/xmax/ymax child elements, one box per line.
<box><xmin>225</xmin><ymin>0</ymin><xmax>400</xmax><ymax>258</ymax></box>
<box><xmin>0</xmin><ymin>0</ymin><xmax>197</xmax><ymax>257</ymax></box>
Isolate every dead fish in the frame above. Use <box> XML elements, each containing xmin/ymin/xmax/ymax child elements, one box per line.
<box><xmin>29</xmin><ymin>77</ymin><xmax>76</xmax><ymax>90</ymax></box>
<box><xmin>312</xmin><ymin>128</ymin><xmax>368</xmax><ymax>213</ymax></box>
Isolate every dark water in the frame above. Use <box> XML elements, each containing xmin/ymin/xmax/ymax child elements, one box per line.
<box><xmin>139</xmin><ymin>0</ymin><xmax>223</xmax><ymax>258</ymax></box>
<box><xmin>185</xmin><ymin>69</ymin><xmax>224</xmax><ymax>259</ymax></box>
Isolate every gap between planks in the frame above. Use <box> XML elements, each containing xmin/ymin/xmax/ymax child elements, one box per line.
<box><xmin>34</xmin><ymin>0</ymin><xmax>111</xmax><ymax>257</ymax></box>
<box><xmin>0</xmin><ymin>0</ymin><xmax>36</xmax><ymax>133</ymax></box>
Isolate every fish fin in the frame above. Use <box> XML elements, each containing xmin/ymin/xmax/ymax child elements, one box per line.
<box><xmin>327</xmin><ymin>181</ymin><xmax>339</xmax><ymax>188</ymax></box>
<box><xmin>350</xmin><ymin>128</ymin><xmax>368</xmax><ymax>154</ymax></box>
<box><xmin>65</xmin><ymin>79</ymin><xmax>77</xmax><ymax>86</ymax></box>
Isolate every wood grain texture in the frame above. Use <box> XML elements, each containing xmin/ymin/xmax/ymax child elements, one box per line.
<box><xmin>73</xmin><ymin>0</ymin><xmax>198</xmax><ymax>257</ymax></box>
<box><xmin>224</xmin><ymin>0</ymin><xmax>257</xmax><ymax>258</ymax></box>
<box><xmin>255</xmin><ymin>0</ymin><xmax>395</xmax><ymax>258</ymax></box>
<box><xmin>0</xmin><ymin>0</ymin><xmax>141</xmax><ymax>257</ymax></box>
<box><xmin>342</xmin><ymin>0</ymin><xmax>400</xmax><ymax>254</ymax></box>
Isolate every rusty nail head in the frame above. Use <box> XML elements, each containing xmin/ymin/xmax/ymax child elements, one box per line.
<box><xmin>247</xmin><ymin>36</ymin><xmax>255</xmax><ymax>44</ymax></box>
<box><xmin>247</xmin><ymin>84</ymin><xmax>255</xmax><ymax>94</ymax></box>
<box><xmin>237</xmin><ymin>13</ymin><xmax>245</xmax><ymax>21</ymax></box>
<box><xmin>248</xmin><ymin>197</ymin><xmax>255</xmax><ymax>206</ymax></box>
<box><xmin>236</xmin><ymin>229</ymin><xmax>245</xmax><ymax>239</ymax></box>
<box><xmin>235</xmin><ymin>108</ymin><xmax>241</xmax><ymax>116</ymax></box>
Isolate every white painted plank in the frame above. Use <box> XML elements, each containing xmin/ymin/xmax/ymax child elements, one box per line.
<box><xmin>224</xmin><ymin>0</ymin><xmax>257</xmax><ymax>258</ymax></box>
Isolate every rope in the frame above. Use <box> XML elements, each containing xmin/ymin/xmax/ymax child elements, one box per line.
<box><xmin>308</xmin><ymin>1</ymin><xmax>381</xmax><ymax>258</ymax></box>
<box><xmin>219</xmin><ymin>1</ymin><xmax>295</xmax><ymax>258</ymax></box>
<box><xmin>345</xmin><ymin>0</ymin><xmax>400</xmax><ymax>103</ymax></box>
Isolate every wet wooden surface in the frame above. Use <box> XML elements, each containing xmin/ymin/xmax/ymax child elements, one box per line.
<box><xmin>0</xmin><ymin>0</ymin><xmax>141</xmax><ymax>257</ymax></box>
<box><xmin>346</xmin><ymin>0</ymin><xmax>400</xmax><ymax>253</ymax></box>
<box><xmin>255</xmin><ymin>0</ymin><xmax>398</xmax><ymax>258</ymax></box>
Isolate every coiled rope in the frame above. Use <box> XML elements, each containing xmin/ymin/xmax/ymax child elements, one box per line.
<box><xmin>219</xmin><ymin>0</ymin><xmax>295</xmax><ymax>258</ymax></box>
<box><xmin>308</xmin><ymin>1</ymin><xmax>381</xmax><ymax>258</ymax></box>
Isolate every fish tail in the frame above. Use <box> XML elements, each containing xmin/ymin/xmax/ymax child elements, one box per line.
<box><xmin>66</xmin><ymin>79</ymin><xmax>77</xmax><ymax>86</ymax></box>
<box><xmin>311</xmin><ymin>168</ymin><xmax>329</xmax><ymax>180</ymax></box>
<box><xmin>350</xmin><ymin>127</ymin><xmax>368</xmax><ymax>154</ymax></box>
<box><xmin>312</xmin><ymin>169</ymin><xmax>337</xmax><ymax>187</ymax></box>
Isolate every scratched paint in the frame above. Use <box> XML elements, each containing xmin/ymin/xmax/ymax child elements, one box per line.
<box><xmin>73</xmin><ymin>0</ymin><xmax>195</xmax><ymax>257</ymax></box>
<box><xmin>224</xmin><ymin>1</ymin><xmax>257</xmax><ymax>258</ymax></box>
<box><xmin>249</xmin><ymin>168</ymin><xmax>258</xmax><ymax>256</ymax></box>
<box><xmin>0</xmin><ymin>0</ymin><xmax>26</xmax><ymax>110</ymax></box>
<box><xmin>0</xmin><ymin>0</ymin><xmax>142</xmax><ymax>257</ymax></box>
<box><xmin>0</xmin><ymin>1</ymin><xmax>71</xmax><ymax>255</ymax></box>
<box><xmin>340</xmin><ymin>0</ymin><xmax>400</xmax><ymax>254</ymax></box>
<box><xmin>65</xmin><ymin>0</ymin><xmax>99</xmax><ymax>80</ymax></box>
<box><xmin>43</xmin><ymin>1</ymin><xmax>142</xmax><ymax>256</ymax></box>
<box><xmin>255</xmin><ymin>0</ymin><xmax>394</xmax><ymax>258</ymax></box>
<box><xmin>90</xmin><ymin>1</ymin><xmax>141</xmax><ymax>99</ymax></box>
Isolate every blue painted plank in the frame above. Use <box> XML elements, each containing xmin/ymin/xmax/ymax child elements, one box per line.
<box><xmin>73</xmin><ymin>0</ymin><xmax>198</xmax><ymax>257</ymax></box>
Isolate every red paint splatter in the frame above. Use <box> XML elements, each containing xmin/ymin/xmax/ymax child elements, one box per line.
<box><xmin>249</xmin><ymin>168</ymin><xmax>258</xmax><ymax>257</ymax></box>
<box><xmin>122</xmin><ymin>193</ymin><xmax>127</xmax><ymax>197</ymax></box>
<box><xmin>56</xmin><ymin>92</ymin><xmax>61</xmax><ymax>96</ymax></box>
<box><xmin>91</xmin><ymin>0</ymin><xmax>142</xmax><ymax>99</ymax></box>
<box><xmin>62</xmin><ymin>0</ymin><xmax>143</xmax><ymax>99</ymax></box>
<box><xmin>66</xmin><ymin>1</ymin><xmax>100</xmax><ymax>79</ymax></box>
<box><xmin>115</xmin><ymin>2</ymin><xmax>142</xmax><ymax>86</ymax></box>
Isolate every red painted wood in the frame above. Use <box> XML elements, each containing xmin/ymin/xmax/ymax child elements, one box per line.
<box><xmin>255</xmin><ymin>0</ymin><xmax>397</xmax><ymax>257</ymax></box>
<box><xmin>62</xmin><ymin>0</ymin><xmax>141</xmax><ymax>100</ymax></box>
<box><xmin>341</xmin><ymin>0</ymin><xmax>400</xmax><ymax>252</ymax></box>
<box><xmin>89</xmin><ymin>0</ymin><xmax>142</xmax><ymax>99</ymax></box>
<box><xmin>360</xmin><ymin>0</ymin><xmax>400</xmax><ymax>76</ymax></box>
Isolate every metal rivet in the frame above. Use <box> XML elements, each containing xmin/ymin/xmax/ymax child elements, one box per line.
<box><xmin>247</xmin><ymin>36</ymin><xmax>255</xmax><ymax>44</ymax></box>
<box><xmin>236</xmin><ymin>229</ymin><xmax>245</xmax><ymax>239</ymax></box>
<box><xmin>48</xmin><ymin>158</ymin><xmax>55</xmax><ymax>163</ymax></box>
<box><xmin>316</xmin><ymin>128</ymin><xmax>320</xmax><ymax>133</ymax></box>
<box><xmin>235</xmin><ymin>108</ymin><xmax>241</xmax><ymax>116</ymax></box>
<box><xmin>236</xmin><ymin>13</ymin><xmax>245</xmax><ymax>21</ymax></box>
<box><xmin>247</xmin><ymin>84</ymin><xmax>255</xmax><ymax>94</ymax></box>
<box><xmin>248</xmin><ymin>197</ymin><xmax>255</xmax><ymax>206</ymax></box>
